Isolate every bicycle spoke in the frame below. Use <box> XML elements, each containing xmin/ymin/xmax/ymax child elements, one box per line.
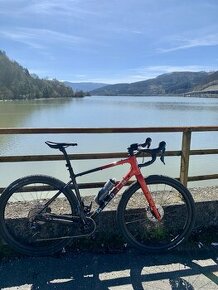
<box><xmin>0</xmin><ymin>175</ymin><xmax>77</xmax><ymax>256</ymax></box>
<box><xmin>117</xmin><ymin>175</ymin><xmax>195</xmax><ymax>252</ymax></box>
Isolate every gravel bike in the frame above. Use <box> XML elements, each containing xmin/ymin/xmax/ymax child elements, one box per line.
<box><xmin>0</xmin><ymin>138</ymin><xmax>195</xmax><ymax>256</ymax></box>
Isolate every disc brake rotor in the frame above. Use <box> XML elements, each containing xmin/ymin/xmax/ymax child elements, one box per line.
<box><xmin>146</xmin><ymin>205</ymin><xmax>164</xmax><ymax>222</ymax></box>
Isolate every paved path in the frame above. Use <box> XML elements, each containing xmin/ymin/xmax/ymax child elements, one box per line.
<box><xmin>0</xmin><ymin>246</ymin><xmax>217</xmax><ymax>290</ymax></box>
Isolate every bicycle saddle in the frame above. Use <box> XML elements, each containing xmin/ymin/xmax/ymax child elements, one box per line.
<box><xmin>45</xmin><ymin>141</ymin><xmax>78</xmax><ymax>149</ymax></box>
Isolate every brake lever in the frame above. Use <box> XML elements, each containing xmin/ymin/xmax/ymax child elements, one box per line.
<box><xmin>141</xmin><ymin>137</ymin><xmax>152</xmax><ymax>148</ymax></box>
<box><xmin>160</xmin><ymin>154</ymin><xmax>165</xmax><ymax>165</ymax></box>
<box><xmin>159</xmin><ymin>141</ymin><xmax>166</xmax><ymax>165</ymax></box>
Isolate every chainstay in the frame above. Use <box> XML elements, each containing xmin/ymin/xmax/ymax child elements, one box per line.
<box><xmin>35</xmin><ymin>217</ymin><xmax>97</xmax><ymax>241</ymax></box>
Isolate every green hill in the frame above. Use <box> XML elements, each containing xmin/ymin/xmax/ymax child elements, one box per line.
<box><xmin>2</xmin><ymin>50</ymin><xmax>217</xmax><ymax>99</ymax></box>
<box><xmin>193</xmin><ymin>71</ymin><xmax>218</xmax><ymax>91</ymax></box>
<box><xmin>0</xmin><ymin>51</ymin><xmax>78</xmax><ymax>100</ymax></box>
<box><xmin>91</xmin><ymin>71</ymin><xmax>213</xmax><ymax>96</ymax></box>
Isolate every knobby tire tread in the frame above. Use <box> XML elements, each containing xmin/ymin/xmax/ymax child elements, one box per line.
<box><xmin>0</xmin><ymin>175</ymin><xmax>78</xmax><ymax>256</ymax></box>
<box><xmin>116</xmin><ymin>175</ymin><xmax>195</xmax><ymax>253</ymax></box>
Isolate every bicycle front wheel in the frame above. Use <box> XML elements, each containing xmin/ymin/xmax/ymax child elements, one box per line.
<box><xmin>0</xmin><ymin>175</ymin><xmax>78</xmax><ymax>256</ymax></box>
<box><xmin>117</xmin><ymin>175</ymin><xmax>195</xmax><ymax>252</ymax></box>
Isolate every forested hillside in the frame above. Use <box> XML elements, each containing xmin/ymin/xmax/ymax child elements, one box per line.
<box><xmin>194</xmin><ymin>71</ymin><xmax>218</xmax><ymax>91</ymax></box>
<box><xmin>91</xmin><ymin>71</ymin><xmax>218</xmax><ymax>96</ymax></box>
<box><xmin>1</xmin><ymin>50</ymin><xmax>217</xmax><ymax>99</ymax></box>
<box><xmin>0</xmin><ymin>51</ymin><xmax>79</xmax><ymax>100</ymax></box>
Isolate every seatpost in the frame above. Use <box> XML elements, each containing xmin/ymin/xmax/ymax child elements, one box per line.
<box><xmin>60</xmin><ymin>147</ymin><xmax>75</xmax><ymax>179</ymax></box>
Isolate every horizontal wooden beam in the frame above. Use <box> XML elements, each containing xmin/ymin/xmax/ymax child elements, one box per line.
<box><xmin>0</xmin><ymin>149</ymin><xmax>217</xmax><ymax>163</ymax></box>
<box><xmin>0</xmin><ymin>150</ymin><xmax>177</xmax><ymax>162</ymax></box>
<box><xmin>187</xmin><ymin>174</ymin><xmax>218</xmax><ymax>182</ymax></box>
<box><xmin>0</xmin><ymin>174</ymin><xmax>217</xmax><ymax>194</ymax></box>
<box><xmin>0</xmin><ymin>126</ymin><xmax>217</xmax><ymax>135</ymax></box>
<box><xmin>189</xmin><ymin>149</ymin><xmax>218</xmax><ymax>155</ymax></box>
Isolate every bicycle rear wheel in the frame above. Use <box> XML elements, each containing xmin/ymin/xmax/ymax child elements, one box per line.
<box><xmin>0</xmin><ymin>175</ymin><xmax>78</xmax><ymax>256</ymax></box>
<box><xmin>117</xmin><ymin>175</ymin><xmax>195</xmax><ymax>252</ymax></box>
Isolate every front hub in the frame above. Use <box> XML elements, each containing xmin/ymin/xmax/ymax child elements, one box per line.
<box><xmin>146</xmin><ymin>205</ymin><xmax>164</xmax><ymax>222</ymax></box>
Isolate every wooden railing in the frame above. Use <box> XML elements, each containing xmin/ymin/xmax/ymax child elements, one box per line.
<box><xmin>0</xmin><ymin>126</ymin><xmax>217</xmax><ymax>192</ymax></box>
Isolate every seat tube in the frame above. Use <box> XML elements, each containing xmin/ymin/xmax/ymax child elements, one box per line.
<box><xmin>61</xmin><ymin>148</ymin><xmax>84</xmax><ymax>214</ymax></box>
<box><xmin>136</xmin><ymin>173</ymin><xmax>161</xmax><ymax>220</ymax></box>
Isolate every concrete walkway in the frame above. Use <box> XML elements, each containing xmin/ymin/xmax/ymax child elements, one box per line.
<box><xmin>0</xmin><ymin>245</ymin><xmax>217</xmax><ymax>290</ymax></box>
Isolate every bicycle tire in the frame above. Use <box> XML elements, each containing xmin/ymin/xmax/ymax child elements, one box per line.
<box><xmin>117</xmin><ymin>175</ymin><xmax>195</xmax><ymax>252</ymax></box>
<box><xmin>0</xmin><ymin>175</ymin><xmax>78</xmax><ymax>256</ymax></box>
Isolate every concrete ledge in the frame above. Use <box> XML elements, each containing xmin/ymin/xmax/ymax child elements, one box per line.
<box><xmin>194</xmin><ymin>200</ymin><xmax>218</xmax><ymax>228</ymax></box>
<box><xmin>0</xmin><ymin>200</ymin><xmax>217</xmax><ymax>251</ymax></box>
<box><xmin>94</xmin><ymin>200</ymin><xmax>218</xmax><ymax>234</ymax></box>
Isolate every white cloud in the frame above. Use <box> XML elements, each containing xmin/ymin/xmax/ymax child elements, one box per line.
<box><xmin>0</xmin><ymin>27</ymin><xmax>86</xmax><ymax>49</ymax></box>
<box><xmin>158</xmin><ymin>33</ymin><xmax>218</xmax><ymax>53</ymax></box>
<box><xmin>83</xmin><ymin>65</ymin><xmax>218</xmax><ymax>84</ymax></box>
<box><xmin>22</xmin><ymin>0</ymin><xmax>99</xmax><ymax>18</ymax></box>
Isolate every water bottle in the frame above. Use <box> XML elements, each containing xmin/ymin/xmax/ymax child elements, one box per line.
<box><xmin>95</xmin><ymin>178</ymin><xmax>116</xmax><ymax>205</ymax></box>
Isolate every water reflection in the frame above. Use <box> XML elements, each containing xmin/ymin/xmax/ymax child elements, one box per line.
<box><xmin>0</xmin><ymin>98</ymin><xmax>73</xmax><ymax>152</ymax></box>
<box><xmin>0</xmin><ymin>98</ymin><xmax>73</xmax><ymax>127</ymax></box>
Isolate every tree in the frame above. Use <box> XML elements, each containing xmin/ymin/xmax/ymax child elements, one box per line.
<box><xmin>0</xmin><ymin>51</ymin><xmax>86</xmax><ymax>100</ymax></box>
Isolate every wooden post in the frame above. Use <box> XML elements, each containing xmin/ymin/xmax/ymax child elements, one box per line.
<box><xmin>180</xmin><ymin>129</ymin><xmax>192</xmax><ymax>187</ymax></box>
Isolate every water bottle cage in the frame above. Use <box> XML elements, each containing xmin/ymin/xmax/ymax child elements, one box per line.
<box><xmin>95</xmin><ymin>179</ymin><xmax>116</xmax><ymax>205</ymax></box>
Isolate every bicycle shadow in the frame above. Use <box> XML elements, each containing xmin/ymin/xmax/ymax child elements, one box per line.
<box><xmin>0</xmin><ymin>246</ymin><xmax>217</xmax><ymax>290</ymax></box>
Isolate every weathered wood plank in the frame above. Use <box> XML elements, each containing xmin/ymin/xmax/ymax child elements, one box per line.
<box><xmin>1</xmin><ymin>149</ymin><xmax>217</xmax><ymax>163</ymax></box>
<box><xmin>0</xmin><ymin>126</ymin><xmax>217</xmax><ymax>135</ymax></box>
<box><xmin>187</xmin><ymin>174</ymin><xmax>218</xmax><ymax>182</ymax></box>
<box><xmin>1</xmin><ymin>174</ymin><xmax>217</xmax><ymax>194</ymax></box>
<box><xmin>180</xmin><ymin>130</ymin><xmax>192</xmax><ymax>186</ymax></box>
<box><xmin>0</xmin><ymin>150</ymin><xmax>180</xmax><ymax>162</ymax></box>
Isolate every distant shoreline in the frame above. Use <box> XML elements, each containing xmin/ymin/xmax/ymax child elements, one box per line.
<box><xmin>90</xmin><ymin>94</ymin><xmax>218</xmax><ymax>98</ymax></box>
<box><xmin>1</xmin><ymin>94</ymin><xmax>218</xmax><ymax>101</ymax></box>
<box><xmin>0</xmin><ymin>96</ymin><xmax>83</xmax><ymax>102</ymax></box>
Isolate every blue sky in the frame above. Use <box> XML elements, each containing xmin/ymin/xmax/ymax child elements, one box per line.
<box><xmin>0</xmin><ymin>0</ymin><xmax>218</xmax><ymax>84</ymax></box>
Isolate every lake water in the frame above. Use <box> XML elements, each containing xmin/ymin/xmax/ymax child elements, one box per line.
<box><xmin>0</xmin><ymin>96</ymin><xmax>218</xmax><ymax>192</ymax></box>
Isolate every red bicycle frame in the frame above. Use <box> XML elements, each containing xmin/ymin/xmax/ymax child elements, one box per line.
<box><xmin>75</xmin><ymin>155</ymin><xmax>161</xmax><ymax>221</ymax></box>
